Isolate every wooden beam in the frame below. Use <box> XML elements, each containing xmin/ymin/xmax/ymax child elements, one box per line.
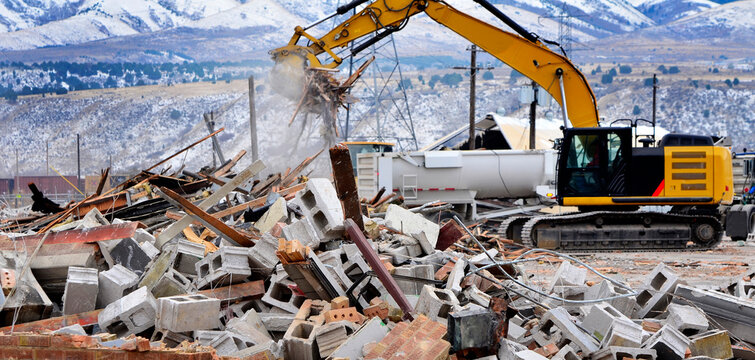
<box><xmin>213</xmin><ymin>150</ymin><xmax>247</xmax><ymax>178</ymax></box>
<box><xmin>156</xmin><ymin>187</ymin><xmax>254</xmax><ymax>247</ymax></box>
<box><xmin>210</xmin><ymin>183</ymin><xmax>305</xmax><ymax>219</ymax></box>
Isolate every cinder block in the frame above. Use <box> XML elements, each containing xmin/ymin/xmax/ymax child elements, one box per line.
<box><xmin>258</xmin><ymin>313</ymin><xmax>296</xmax><ymax>333</ymax></box>
<box><xmin>156</xmin><ymin>294</ymin><xmax>221</xmax><ymax>332</ymax></box>
<box><xmin>394</xmin><ymin>264</ymin><xmax>434</xmax><ymax>295</ymax></box>
<box><xmin>291</xmin><ymin>178</ymin><xmax>344</xmax><ymax>240</ymax></box>
<box><xmin>463</xmin><ymin>285</ymin><xmax>491</xmax><ymax>308</ymax></box>
<box><xmin>231</xmin><ymin>340</ymin><xmax>280</xmax><ymax>359</ymax></box>
<box><xmin>262</xmin><ymin>280</ymin><xmax>306</xmax><ymax>313</ymax></box>
<box><xmin>53</xmin><ymin>324</ymin><xmax>87</xmax><ymax>335</ymax></box>
<box><xmin>210</xmin><ymin>331</ymin><xmax>256</xmax><ymax>356</ymax></box>
<box><xmin>62</xmin><ymin>266</ymin><xmax>98</xmax><ymax>315</ymax></box>
<box><xmin>138</xmin><ymin>250</ymin><xmax>175</xmax><ymax>291</ymax></box>
<box><xmin>414</xmin><ymin>284</ymin><xmax>460</xmax><ymax>322</ymax></box>
<box><xmin>140</xmin><ymin>241</ymin><xmax>160</xmax><ymax>260</ymax></box>
<box><xmin>97</xmin><ymin>264</ymin><xmax>138</xmax><ymax>308</ymax></box>
<box><xmin>581</xmin><ymin>302</ymin><xmax>632</xmax><ymax>341</ymax></box>
<box><xmin>133</xmin><ymin>228</ymin><xmax>155</xmax><ymax>245</ymax></box>
<box><xmin>255</xmin><ymin>197</ymin><xmax>288</xmax><ymax>234</ymax></box>
<box><xmin>585</xmin><ymin>280</ymin><xmax>637</xmax><ymax>317</ymax></box>
<box><xmin>552</xmin><ymin>344</ymin><xmax>581</xmax><ymax>360</ymax></box>
<box><xmin>152</xmin><ymin>329</ymin><xmax>193</xmax><ymax>348</ymax></box>
<box><xmin>549</xmin><ymin>260</ymin><xmax>586</xmax><ymax>291</ymax></box>
<box><xmin>446</xmin><ymin>259</ymin><xmax>467</xmax><ymax>295</ymax></box>
<box><xmin>283</xmin><ymin>321</ymin><xmax>320</xmax><ymax>360</ymax></box>
<box><xmin>248</xmin><ymin>233</ymin><xmax>279</xmax><ymax>274</ymax></box>
<box><xmin>642</xmin><ymin>324</ymin><xmax>690</xmax><ymax>360</ymax></box>
<box><xmin>315</xmin><ymin>320</ymin><xmax>357</xmax><ymax>358</ymax></box>
<box><xmin>152</xmin><ymin>267</ymin><xmax>193</xmax><ymax>298</ymax></box>
<box><xmin>384</xmin><ymin>204</ymin><xmax>439</xmax><ymax>254</ymax></box>
<box><xmin>634</xmin><ymin>263</ymin><xmax>681</xmax><ymax>318</ymax></box>
<box><xmin>447</xmin><ymin>306</ymin><xmax>495</xmax><ymax>352</ymax></box>
<box><xmin>282</xmin><ymin>217</ymin><xmax>321</xmax><ymax>248</ymax></box>
<box><xmin>592</xmin><ymin>346</ymin><xmax>657</xmax><ymax>360</ymax></box>
<box><xmin>689</xmin><ymin>330</ymin><xmax>733</xmax><ymax>360</ymax></box>
<box><xmin>194</xmin><ymin>330</ymin><xmax>226</xmax><ymax>346</ymax></box>
<box><xmin>666</xmin><ymin>303</ymin><xmax>708</xmax><ymax>335</ymax></box>
<box><xmin>98</xmin><ymin>286</ymin><xmax>157</xmax><ymax>337</ymax></box>
<box><xmin>172</xmin><ymin>240</ymin><xmax>204</xmax><ymax>275</ymax></box>
<box><xmin>514</xmin><ymin>350</ymin><xmax>549</xmax><ymax>360</ymax></box>
<box><xmin>383</xmin><ymin>237</ymin><xmax>423</xmax><ymax>265</ymax></box>
<box><xmin>735</xmin><ymin>279</ymin><xmax>755</xmax><ymax>299</ymax></box>
<box><xmin>331</xmin><ymin>317</ymin><xmax>389</xmax><ymax>359</ymax></box>
<box><xmin>537</xmin><ymin>307</ymin><xmax>599</xmax><ymax>354</ymax></box>
<box><xmin>195</xmin><ymin>246</ymin><xmax>251</xmax><ymax>289</ymax></box>
<box><xmin>103</xmin><ymin>237</ymin><xmax>152</xmax><ymax>276</ymax></box>
<box><xmin>602</xmin><ymin>318</ymin><xmax>643</xmax><ymax>348</ymax></box>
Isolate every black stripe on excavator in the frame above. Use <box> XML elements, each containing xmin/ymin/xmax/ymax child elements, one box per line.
<box><xmin>472</xmin><ymin>0</ymin><xmax>539</xmax><ymax>43</ymax></box>
<box><xmin>337</xmin><ymin>0</ymin><xmax>371</xmax><ymax>14</ymax></box>
<box><xmin>612</xmin><ymin>197</ymin><xmax>713</xmax><ymax>203</ymax></box>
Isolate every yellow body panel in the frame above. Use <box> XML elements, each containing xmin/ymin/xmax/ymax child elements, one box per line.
<box><xmin>563</xmin><ymin>145</ymin><xmax>734</xmax><ymax>207</ymax></box>
<box><xmin>270</xmin><ymin>0</ymin><xmax>600</xmax><ymax>128</ymax></box>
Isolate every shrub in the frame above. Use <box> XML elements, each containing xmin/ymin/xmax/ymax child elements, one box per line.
<box><xmin>619</xmin><ymin>65</ymin><xmax>632</xmax><ymax>74</ymax></box>
<box><xmin>668</xmin><ymin>66</ymin><xmax>680</xmax><ymax>74</ymax></box>
<box><xmin>482</xmin><ymin>71</ymin><xmax>494</xmax><ymax>80</ymax></box>
<box><xmin>170</xmin><ymin>109</ymin><xmax>182</xmax><ymax>120</ymax></box>
<box><xmin>633</xmin><ymin>105</ymin><xmax>641</xmax><ymax>115</ymax></box>
<box><xmin>601</xmin><ymin>74</ymin><xmax>613</xmax><ymax>84</ymax></box>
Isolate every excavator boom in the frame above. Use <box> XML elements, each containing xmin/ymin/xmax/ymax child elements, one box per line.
<box><xmin>270</xmin><ymin>0</ymin><xmax>600</xmax><ymax>128</ymax></box>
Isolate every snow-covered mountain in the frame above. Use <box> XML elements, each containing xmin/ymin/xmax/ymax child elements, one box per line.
<box><xmin>0</xmin><ymin>0</ymin><xmax>725</xmax><ymax>55</ymax></box>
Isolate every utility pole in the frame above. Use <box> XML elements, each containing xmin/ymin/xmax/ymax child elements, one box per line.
<box><xmin>248</xmin><ymin>76</ymin><xmax>259</xmax><ymax>169</ymax></box>
<box><xmin>77</xmin><ymin>134</ymin><xmax>81</xmax><ymax>195</ymax></box>
<box><xmin>529</xmin><ymin>81</ymin><xmax>539</xmax><ymax>150</ymax></box>
<box><xmin>453</xmin><ymin>45</ymin><xmax>493</xmax><ymax>150</ymax></box>
<box><xmin>46</xmin><ymin>142</ymin><xmax>49</xmax><ymax>176</ymax></box>
<box><xmin>15</xmin><ymin>149</ymin><xmax>18</xmax><ymax>208</ymax></box>
<box><xmin>203</xmin><ymin>112</ymin><xmax>225</xmax><ymax>168</ymax></box>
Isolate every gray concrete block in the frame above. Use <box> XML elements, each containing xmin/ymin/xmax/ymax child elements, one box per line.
<box><xmin>105</xmin><ymin>237</ymin><xmax>152</xmax><ymax>276</ymax></box>
<box><xmin>139</xmin><ymin>241</ymin><xmax>160</xmax><ymax>260</ymax></box>
<box><xmin>394</xmin><ymin>264</ymin><xmax>434</xmax><ymax>295</ymax></box>
<box><xmin>98</xmin><ymin>286</ymin><xmax>157</xmax><ymax>337</ymax></box>
<box><xmin>552</xmin><ymin>344</ymin><xmax>581</xmax><ymax>360</ymax></box>
<box><xmin>233</xmin><ymin>309</ymin><xmax>272</xmax><ymax>341</ymax></box>
<box><xmin>673</xmin><ymin>284</ymin><xmax>755</xmax><ymax>344</ymax></box>
<box><xmin>415</xmin><ymin>284</ymin><xmax>460</xmax><ymax>322</ymax></box>
<box><xmin>258</xmin><ymin>313</ymin><xmax>296</xmax><ymax>333</ymax></box>
<box><xmin>283</xmin><ymin>321</ymin><xmax>319</xmax><ymax>360</ymax></box>
<box><xmin>735</xmin><ymin>280</ymin><xmax>755</xmax><ymax>299</ymax></box>
<box><xmin>262</xmin><ymin>280</ymin><xmax>306</xmax><ymax>314</ymax></box>
<box><xmin>498</xmin><ymin>338</ymin><xmax>529</xmax><ymax>360</ymax></box>
<box><xmin>133</xmin><ymin>228</ymin><xmax>155</xmax><ymax>245</ymax></box>
<box><xmin>446</xmin><ymin>259</ymin><xmax>467</xmax><ymax>295</ymax></box>
<box><xmin>172</xmin><ymin>240</ymin><xmax>204</xmax><ymax>275</ymax></box>
<box><xmin>291</xmin><ymin>178</ymin><xmax>345</xmax><ymax>240</ymax></box>
<box><xmin>634</xmin><ymin>263</ymin><xmax>681</xmax><ymax>318</ymax></box>
<box><xmin>447</xmin><ymin>306</ymin><xmax>495</xmax><ymax>352</ymax></box>
<box><xmin>156</xmin><ymin>294</ymin><xmax>221</xmax><ymax>332</ymax></box>
<box><xmin>463</xmin><ymin>285</ymin><xmax>491</xmax><ymax>308</ymax></box>
<box><xmin>195</xmin><ymin>246</ymin><xmax>251</xmax><ymax>289</ymax></box>
<box><xmin>152</xmin><ymin>267</ymin><xmax>193</xmax><ymax>298</ymax></box>
<box><xmin>248</xmin><ymin>233</ymin><xmax>279</xmax><ymax>274</ymax></box>
<box><xmin>62</xmin><ymin>266</ymin><xmax>98</xmax><ymax>315</ymax></box>
<box><xmin>581</xmin><ymin>302</ymin><xmax>631</xmax><ymax>341</ymax></box>
<box><xmin>585</xmin><ymin>280</ymin><xmax>637</xmax><ymax>317</ymax></box>
<box><xmin>514</xmin><ymin>350</ymin><xmax>549</xmax><ymax>360</ymax></box>
<box><xmin>194</xmin><ymin>330</ymin><xmax>225</xmax><ymax>346</ymax></box>
<box><xmin>331</xmin><ymin>317</ymin><xmax>389</xmax><ymax>359</ymax></box>
<box><xmin>138</xmin><ymin>249</ymin><xmax>175</xmax><ymax>291</ymax></box>
<box><xmin>152</xmin><ymin>330</ymin><xmax>193</xmax><ymax>348</ymax></box>
<box><xmin>53</xmin><ymin>323</ymin><xmax>86</xmax><ymax>335</ymax></box>
<box><xmin>549</xmin><ymin>260</ymin><xmax>586</xmax><ymax>291</ymax></box>
<box><xmin>282</xmin><ymin>217</ymin><xmax>321</xmax><ymax>248</ymax></box>
<box><xmin>507</xmin><ymin>322</ymin><xmax>528</xmax><ymax>343</ymax></box>
<box><xmin>314</xmin><ymin>320</ymin><xmax>357</xmax><ymax>358</ymax></box>
<box><xmin>210</xmin><ymin>331</ymin><xmax>256</xmax><ymax>356</ymax></box>
<box><xmin>384</xmin><ymin>204</ymin><xmax>439</xmax><ymax>254</ymax></box>
<box><xmin>592</xmin><ymin>346</ymin><xmax>657</xmax><ymax>360</ymax></box>
<box><xmin>666</xmin><ymin>303</ymin><xmax>708</xmax><ymax>335</ymax></box>
<box><xmin>689</xmin><ymin>329</ymin><xmax>733</xmax><ymax>360</ymax></box>
<box><xmin>538</xmin><ymin>307</ymin><xmax>599</xmax><ymax>354</ymax></box>
<box><xmin>97</xmin><ymin>264</ymin><xmax>138</xmax><ymax>308</ymax></box>
<box><xmin>602</xmin><ymin>318</ymin><xmax>643</xmax><ymax>348</ymax></box>
<box><xmin>642</xmin><ymin>324</ymin><xmax>690</xmax><ymax>360</ymax></box>
<box><xmin>231</xmin><ymin>340</ymin><xmax>280</xmax><ymax>359</ymax></box>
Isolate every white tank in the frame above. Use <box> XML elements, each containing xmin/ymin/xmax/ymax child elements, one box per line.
<box><xmin>357</xmin><ymin>149</ymin><xmax>556</xmax><ymax>203</ymax></box>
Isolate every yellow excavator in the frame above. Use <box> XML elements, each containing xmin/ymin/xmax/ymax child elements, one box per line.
<box><xmin>271</xmin><ymin>0</ymin><xmax>739</xmax><ymax>250</ymax></box>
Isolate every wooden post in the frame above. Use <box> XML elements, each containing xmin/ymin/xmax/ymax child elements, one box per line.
<box><xmin>468</xmin><ymin>45</ymin><xmax>477</xmax><ymax>150</ymax></box>
<box><xmin>248</xmin><ymin>76</ymin><xmax>259</xmax><ymax>177</ymax></box>
<box><xmin>15</xmin><ymin>149</ymin><xmax>18</xmax><ymax>208</ymax></box>
<box><xmin>77</xmin><ymin>134</ymin><xmax>81</xmax><ymax>196</ymax></box>
<box><xmin>330</xmin><ymin>144</ymin><xmax>364</xmax><ymax>232</ymax></box>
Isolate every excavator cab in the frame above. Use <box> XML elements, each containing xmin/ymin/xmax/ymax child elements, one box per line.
<box><xmin>558</xmin><ymin>128</ymin><xmax>632</xmax><ymax>201</ymax></box>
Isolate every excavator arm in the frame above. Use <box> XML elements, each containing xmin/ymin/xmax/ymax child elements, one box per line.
<box><xmin>270</xmin><ymin>0</ymin><xmax>600</xmax><ymax>128</ymax></box>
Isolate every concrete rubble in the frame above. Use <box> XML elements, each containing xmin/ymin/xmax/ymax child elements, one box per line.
<box><xmin>0</xmin><ymin>144</ymin><xmax>753</xmax><ymax>360</ymax></box>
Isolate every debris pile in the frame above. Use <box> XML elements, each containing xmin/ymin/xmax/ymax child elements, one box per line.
<box><xmin>0</xmin><ymin>142</ymin><xmax>753</xmax><ymax>360</ymax></box>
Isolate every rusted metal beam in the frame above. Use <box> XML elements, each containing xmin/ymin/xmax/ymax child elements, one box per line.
<box><xmin>0</xmin><ymin>309</ymin><xmax>102</xmax><ymax>333</ymax></box>
<box><xmin>344</xmin><ymin>219</ymin><xmax>414</xmax><ymax>319</ymax></box>
<box><xmin>156</xmin><ymin>187</ymin><xmax>254</xmax><ymax>247</ymax></box>
<box><xmin>0</xmin><ymin>222</ymin><xmax>139</xmax><ymax>251</ymax></box>
<box><xmin>330</xmin><ymin>144</ymin><xmax>364</xmax><ymax>231</ymax></box>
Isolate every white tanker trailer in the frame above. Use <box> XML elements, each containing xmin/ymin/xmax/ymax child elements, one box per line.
<box><xmin>355</xmin><ymin>115</ymin><xmax>558</xmax><ymax>220</ymax></box>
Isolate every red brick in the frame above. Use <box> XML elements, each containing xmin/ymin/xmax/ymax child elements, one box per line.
<box><xmin>18</xmin><ymin>334</ymin><xmax>51</xmax><ymax>347</ymax></box>
<box><xmin>0</xmin><ymin>335</ymin><xmax>19</xmax><ymax>346</ymax></box>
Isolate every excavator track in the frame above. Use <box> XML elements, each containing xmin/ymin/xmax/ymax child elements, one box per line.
<box><xmin>520</xmin><ymin>211</ymin><xmax>723</xmax><ymax>251</ymax></box>
<box><xmin>498</xmin><ymin>216</ymin><xmax>532</xmax><ymax>243</ymax></box>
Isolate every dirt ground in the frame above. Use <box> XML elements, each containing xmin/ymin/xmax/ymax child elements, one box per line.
<box><xmin>517</xmin><ymin>239</ymin><xmax>755</xmax><ymax>291</ymax></box>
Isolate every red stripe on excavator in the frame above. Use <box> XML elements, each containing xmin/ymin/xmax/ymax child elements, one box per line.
<box><xmin>652</xmin><ymin>180</ymin><xmax>665</xmax><ymax>197</ymax></box>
